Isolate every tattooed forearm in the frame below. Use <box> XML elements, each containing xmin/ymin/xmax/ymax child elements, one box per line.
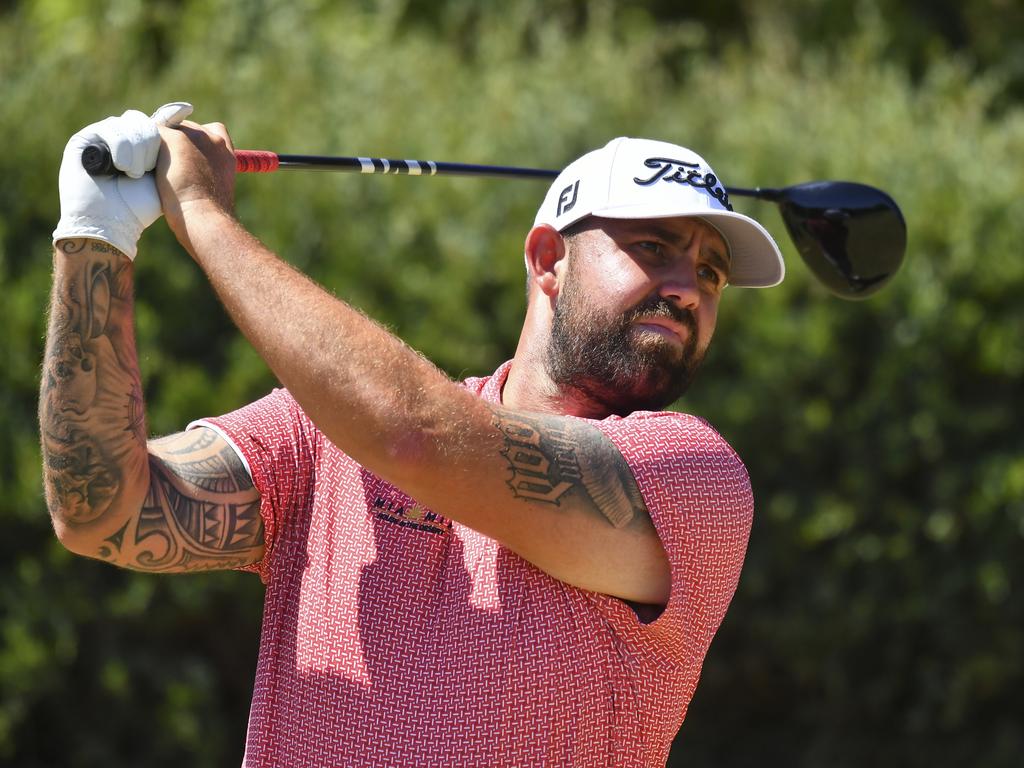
<box><xmin>41</xmin><ymin>242</ymin><xmax>264</xmax><ymax>572</ymax></box>
<box><xmin>40</xmin><ymin>240</ymin><xmax>144</xmax><ymax>525</ymax></box>
<box><xmin>492</xmin><ymin>408</ymin><xmax>650</xmax><ymax>530</ymax></box>
<box><xmin>43</xmin><ymin>429</ymin><xmax>120</xmax><ymax>524</ymax></box>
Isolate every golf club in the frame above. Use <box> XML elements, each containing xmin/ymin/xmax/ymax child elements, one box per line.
<box><xmin>82</xmin><ymin>145</ymin><xmax>906</xmax><ymax>299</ymax></box>
<box><xmin>728</xmin><ymin>181</ymin><xmax>906</xmax><ymax>299</ymax></box>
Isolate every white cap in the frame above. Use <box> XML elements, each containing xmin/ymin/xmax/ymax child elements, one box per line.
<box><xmin>533</xmin><ymin>137</ymin><xmax>785</xmax><ymax>288</ymax></box>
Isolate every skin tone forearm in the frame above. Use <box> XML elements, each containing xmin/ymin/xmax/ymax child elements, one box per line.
<box><xmin>177</xmin><ymin>205</ymin><xmax>473</xmax><ymax>470</ymax></box>
<box><xmin>40</xmin><ymin>238</ymin><xmax>263</xmax><ymax>571</ymax></box>
<box><xmin>157</xmin><ymin>124</ymin><xmax>458</xmax><ymax>473</ymax></box>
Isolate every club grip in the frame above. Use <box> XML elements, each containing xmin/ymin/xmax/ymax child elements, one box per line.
<box><xmin>81</xmin><ymin>144</ymin><xmax>279</xmax><ymax>175</ymax></box>
<box><xmin>81</xmin><ymin>143</ymin><xmax>116</xmax><ymax>175</ymax></box>
<box><xmin>234</xmin><ymin>150</ymin><xmax>279</xmax><ymax>173</ymax></box>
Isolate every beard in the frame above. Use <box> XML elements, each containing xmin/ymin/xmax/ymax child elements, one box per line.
<box><xmin>545</xmin><ymin>261</ymin><xmax>708</xmax><ymax>416</ymax></box>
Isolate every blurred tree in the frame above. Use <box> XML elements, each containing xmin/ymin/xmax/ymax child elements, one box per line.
<box><xmin>0</xmin><ymin>0</ymin><xmax>1020</xmax><ymax>766</ymax></box>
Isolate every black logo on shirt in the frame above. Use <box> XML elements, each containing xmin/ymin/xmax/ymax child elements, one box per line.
<box><xmin>373</xmin><ymin>496</ymin><xmax>451</xmax><ymax>535</ymax></box>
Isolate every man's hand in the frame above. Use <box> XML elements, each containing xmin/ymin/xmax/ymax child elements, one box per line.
<box><xmin>155</xmin><ymin>121</ymin><xmax>238</xmax><ymax>254</ymax></box>
<box><xmin>52</xmin><ymin>103</ymin><xmax>193</xmax><ymax>260</ymax></box>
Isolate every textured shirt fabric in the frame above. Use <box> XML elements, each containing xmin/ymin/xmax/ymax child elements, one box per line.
<box><xmin>201</xmin><ymin>361</ymin><xmax>753</xmax><ymax>767</ymax></box>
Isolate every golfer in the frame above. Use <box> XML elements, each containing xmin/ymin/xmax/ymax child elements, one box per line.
<box><xmin>41</xmin><ymin>103</ymin><xmax>784</xmax><ymax>767</ymax></box>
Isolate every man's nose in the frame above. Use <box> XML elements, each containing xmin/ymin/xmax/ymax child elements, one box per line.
<box><xmin>657</xmin><ymin>264</ymin><xmax>701</xmax><ymax>311</ymax></box>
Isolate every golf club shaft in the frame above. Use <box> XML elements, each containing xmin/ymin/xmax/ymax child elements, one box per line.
<box><xmin>81</xmin><ymin>144</ymin><xmax>560</xmax><ymax>180</ymax></box>
<box><xmin>240</xmin><ymin>155</ymin><xmax>784</xmax><ymax>200</ymax></box>
<box><xmin>83</xmin><ymin>144</ymin><xmax>790</xmax><ymax>201</ymax></box>
<box><xmin>237</xmin><ymin>151</ymin><xmax>561</xmax><ymax>179</ymax></box>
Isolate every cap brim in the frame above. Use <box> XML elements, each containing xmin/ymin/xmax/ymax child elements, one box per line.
<box><xmin>698</xmin><ymin>212</ymin><xmax>785</xmax><ymax>288</ymax></box>
<box><xmin>589</xmin><ymin>205</ymin><xmax>785</xmax><ymax>288</ymax></box>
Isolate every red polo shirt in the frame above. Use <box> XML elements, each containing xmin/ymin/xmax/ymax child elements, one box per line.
<box><xmin>199</xmin><ymin>361</ymin><xmax>753</xmax><ymax>767</ymax></box>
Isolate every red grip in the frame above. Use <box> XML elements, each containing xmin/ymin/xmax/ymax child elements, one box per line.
<box><xmin>235</xmin><ymin>150</ymin><xmax>279</xmax><ymax>173</ymax></box>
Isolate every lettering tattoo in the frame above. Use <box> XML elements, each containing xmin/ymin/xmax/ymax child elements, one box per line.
<box><xmin>492</xmin><ymin>408</ymin><xmax>650</xmax><ymax>530</ymax></box>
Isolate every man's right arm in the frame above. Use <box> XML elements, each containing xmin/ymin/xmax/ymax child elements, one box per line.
<box><xmin>40</xmin><ymin>239</ymin><xmax>263</xmax><ymax>572</ymax></box>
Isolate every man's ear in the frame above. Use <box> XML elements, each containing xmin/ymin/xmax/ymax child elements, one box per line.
<box><xmin>524</xmin><ymin>224</ymin><xmax>566</xmax><ymax>298</ymax></box>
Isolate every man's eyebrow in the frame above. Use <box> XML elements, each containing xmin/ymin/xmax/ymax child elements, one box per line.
<box><xmin>635</xmin><ymin>223</ymin><xmax>732</xmax><ymax>278</ymax></box>
<box><xmin>636</xmin><ymin>223</ymin><xmax>685</xmax><ymax>245</ymax></box>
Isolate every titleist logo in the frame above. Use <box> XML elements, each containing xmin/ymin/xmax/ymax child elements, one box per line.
<box><xmin>634</xmin><ymin>157</ymin><xmax>733</xmax><ymax>211</ymax></box>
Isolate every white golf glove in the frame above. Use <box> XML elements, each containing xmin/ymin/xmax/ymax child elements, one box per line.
<box><xmin>52</xmin><ymin>102</ymin><xmax>194</xmax><ymax>260</ymax></box>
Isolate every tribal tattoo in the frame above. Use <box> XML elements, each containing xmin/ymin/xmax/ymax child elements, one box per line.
<box><xmin>122</xmin><ymin>431</ymin><xmax>263</xmax><ymax>571</ymax></box>
<box><xmin>491</xmin><ymin>408</ymin><xmax>650</xmax><ymax>530</ymax></box>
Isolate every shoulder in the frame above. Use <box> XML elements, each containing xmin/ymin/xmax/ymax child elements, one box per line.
<box><xmin>594</xmin><ymin>410</ymin><xmax>748</xmax><ymax>483</ymax></box>
<box><xmin>590</xmin><ymin>409</ymin><xmax>753</xmax><ymax>547</ymax></box>
<box><xmin>193</xmin><ymin>387</ymin><xmax>325</xmax><ymax>509</ymax></box>
<box><xmin>196</xmin><ymin>388</ymin><xmax>315</xmax><ymax>439</ymax></box>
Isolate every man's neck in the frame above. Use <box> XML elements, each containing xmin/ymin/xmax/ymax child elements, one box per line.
<box><xmin>502</xmin><ymin>355</ymin><xmax>613</xmax><ymax>420</ymax></box>
<box><xmin>503</xmin><ymin>302</ymin><xmax>617</xmax><ymax>419</ymax></box>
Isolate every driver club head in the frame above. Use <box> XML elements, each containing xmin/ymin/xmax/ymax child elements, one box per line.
<box><xmin>777</xmin><ymin>181</ymin><xmax>907</xmax><ymax>299</ymax></box>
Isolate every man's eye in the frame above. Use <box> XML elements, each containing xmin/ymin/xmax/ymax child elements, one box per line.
<box><xmin>698</xmin><ymin>265</ymin><xmax>723</xmax><ymax>285</ymax></box>
<box><xmin>637</xmin><ymin>241</ymin><xmax>665</xmax><ymax>257</ymax></box>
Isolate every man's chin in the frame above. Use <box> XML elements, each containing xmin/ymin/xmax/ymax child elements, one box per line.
<box><xmin>630</xmin><ymin>326</ymin><xmax>687</xmax><ymax>361</ymax></box>
<box><xmin>545</xmin><ymin>313</ymin><xmax>705</xmax><ymax>414</ymax></box>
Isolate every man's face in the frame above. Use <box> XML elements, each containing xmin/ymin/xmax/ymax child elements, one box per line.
<box><xmin>544</xmin><ymin>216</ymin><xmax>729</xmax><ymax>415</ymax></box>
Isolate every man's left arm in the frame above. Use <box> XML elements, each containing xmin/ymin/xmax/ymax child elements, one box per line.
<box><xmin>157</xmin><ymin>120</ymin><xmax>671</xmax><ymax>604</ymax></box>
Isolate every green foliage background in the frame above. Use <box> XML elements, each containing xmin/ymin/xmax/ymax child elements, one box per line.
<box><xmin>2</xmin><ymin>1</ymin><xmax>1021</xmax><ymax>765</ymax></box>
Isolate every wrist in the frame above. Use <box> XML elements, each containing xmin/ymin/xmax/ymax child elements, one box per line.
<box><xmin>53</xmin><ymin>237</ymin><xmax>131</xmax><ymax>263</ymax></box>
<box><xmin>179</xmin><ymin>197</ymin><xmax>235</xmax><ymax>221</ymax></box>
<box><xmin>173</xmin><ymin>200</ymin><xmax>243</xmax><ymax>259</ymax></box>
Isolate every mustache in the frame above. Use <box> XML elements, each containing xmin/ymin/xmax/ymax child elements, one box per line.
<box><xmin>622</xmin><ymin>297</ymin><xmax>697</xmax><ymax>334</ymax></box>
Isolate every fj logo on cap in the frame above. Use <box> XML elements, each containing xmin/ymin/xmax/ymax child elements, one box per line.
<box><xmin>557</xmin><ymin>180</ymin><xmax>580</xmax><ymax>217</ymax></box>
<box><xmin>634</xmin><ymin>157</ymin><xmax>733</xmax><ymax>211</ymax></box>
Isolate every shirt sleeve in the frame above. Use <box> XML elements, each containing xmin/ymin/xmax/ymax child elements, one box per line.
<box><xmin>194</xmin><ymin>388</ymin><xmax>318</xmax><ymax>583</ymax></box>
<box><xmin>590</xmin><ymin>411</ymin><xmax>754</xmax><ymax>669</ymax></box>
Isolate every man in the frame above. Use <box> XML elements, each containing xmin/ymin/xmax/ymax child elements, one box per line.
<box><xmin>41</xmin><ymin>103</ymin><xmax>784</xmax><ymax>767</ymax></box>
